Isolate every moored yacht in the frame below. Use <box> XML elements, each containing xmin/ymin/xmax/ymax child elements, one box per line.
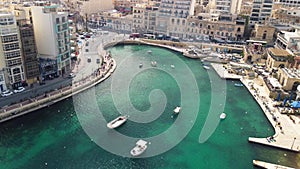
<box><xmin>220</xmin><ymin>112</ymin><xmax>226</xmax><ymax>120</ymax></box>
<box><xmin>173</xmin><ymin>106</ymin><xmax>181</xmax><ymax>114</ymax></box>
<box><xmin>130</xmin><ymin>139</ymin><xmax>148</xmax><ymax>156</ymax></box>
<box><xmin>234</xmin><ymin>83</ymin><xmax>243</xmax><ymax>87</ymax></box>
<box><xmin>107</xmin><ymin>115</ymin><xmax>128</xmax><ymax>129</ymax></box>
<box><xmin>151</xmin><ymin>61</ymin><xmax>157</xmax><ymax>67</ymax></box>
<box><xmin>203</xmin><ymin>65</ymin><xmax>210</xmax><ymax>70</ymax></box>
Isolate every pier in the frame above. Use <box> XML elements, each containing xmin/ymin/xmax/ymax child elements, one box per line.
<box><xmin>253</xmin><ymin>160</ymin><xmax>295</xmax><ymax>169</ymax></box>
<box><xmin>241</xmin><ymin>78</ymin><xmax>300</xmax><ymax>152</ymax></box>
<box><xmin>210</xmin><ymin>63</ymin><xmax>242</xmax><ymax>79</ymax></box>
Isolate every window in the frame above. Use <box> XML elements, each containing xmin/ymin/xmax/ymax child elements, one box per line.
<box><xmin>56</xmin><ymin>18</ymin><xmax>60</xmax><ymax>24</ymax></box>
<box><xmin>262</xmin><ymin>33</ymin><xmax>267</xmax><ymax>39</ymax></box>
<box><xmin>3</xmin><ymin>42</ymin><xmax>20</xmax><ymax>51</ymax></box>
<box><xmin>1</xmin><ymin>35</ymin><xmax>18</xmax><ymax>43</ymax></box>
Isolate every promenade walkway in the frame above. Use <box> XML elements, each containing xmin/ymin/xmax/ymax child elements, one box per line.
<box><xmin>253</xmin><ymin>160</ymin><xmax>295</xmax><ymax>169</ymax></box>
<box><xmin>211</xmin><ymin>63</ymin><xmax>242</xmax><ymax>79</ymax></box>
<box><xmin>240</xmin><ymin>78</ymin><xmax>300</xmax><ymax>152</ymax></box>
<box><xmin>0</xmin><ymin>58</ymin><xmax>116</xmax><ymax>123</ymax></box>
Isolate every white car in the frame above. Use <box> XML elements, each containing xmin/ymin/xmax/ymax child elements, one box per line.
<box><xmin>13</xmin><ymin>87</ymin><xmax>25</xmax><ymax>93</ymax></box>
<box><xmin>1</xmin><ymin>90</ymin><xmax>13</xmax><ymax>97</ymax></box>
<box><xmin>68</xmin><ymin>73</ymin><xmax>76</xmax><ymax>78</ymax></box>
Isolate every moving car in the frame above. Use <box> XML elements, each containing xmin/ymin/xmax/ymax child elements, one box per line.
<box><xmin>1</xmin><ymin>90</ymin><xmax>13</xmax><ymax>97</ymax></box>
<box><xmin>14</xmin><ymin>87</ymin><xmax>25</xmax><ymax>93</ymax></box>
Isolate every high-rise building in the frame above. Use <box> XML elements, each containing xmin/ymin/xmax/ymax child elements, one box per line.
<box><xmin>250</xmin><ymin>0</ymin><xmax>273</xmax><ymax>25</ymax></box>
<box><xmin>14</xmin><ymin>4</ymin><xmax>40</xmax><ymax>85</ymax></box>
<box><xmin>31</xmin><ymin>3</ymin><xmax>71</xmax><ymax>78</ymax></box>
<box><xmin>0</xmin><ymin>10</ymin><xmax>25</xmax><ymax>91</ymax></box>
<box><xmin>19</xmin><ymin>24</ymin><xmax>40</xmax><ymax>85</ymax></box>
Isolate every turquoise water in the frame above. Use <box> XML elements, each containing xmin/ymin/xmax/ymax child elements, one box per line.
<box><xmin>0</xmin><ymin>45</ymin><xmax>299</xmax><ymax>169</ymax></box>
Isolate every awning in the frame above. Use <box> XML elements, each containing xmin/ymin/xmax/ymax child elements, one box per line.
<box><xmin>291</xmin><ymin>101</ymin><xmax>300</xmax><ymax>108</ymax></box>
<box><xmin>269</xmin><ymin>78</ymin><xmax>281</xmax><ymax>88</ymax></box>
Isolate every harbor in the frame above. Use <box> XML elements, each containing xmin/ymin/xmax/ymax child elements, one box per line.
<box><xmin>2</xmin><ymin>44</ymin><xmax>295</xmax><ymax>169</ymax></box>
<box><xmin>210</xmin><ymin>62</ymin><xmax>300</xmax><ymax>152</ymax></box>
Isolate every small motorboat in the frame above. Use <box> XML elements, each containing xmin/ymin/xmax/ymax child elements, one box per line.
<box><xmin>139</xmin><ymin>63</ymin><xmax>143</xmax><ymax>68</ymax></box>
<box><xmin>107</xmin><ymin>115</ymin><xmax>127</xmax><ymax>129</ymax></box>
<box><xmin>171</xmin><ymin>65</ymin><xmax>175</xmax><ymax>69</ymax></box>
<box><xmin>220</xmin><ymin>112</ymin><xmax>226</xmax><ymax>120</ymax></box>
<box><xmin>130</xmin><ymin>139</ymin><xmax>148</xmax><ymax>156</ymax></box>
<box><xmin>234</xmin><ymin>83</ymin><xmax>243</xmax><ymax>87</ymax></box>
<box><xmin>173</xmin><ymin>106</ymin><xmax>181</xmax><ymax>114</ymax></box>
<box><xmin>151</xmin><ymin>61</ymin><xmax>157</xmax><ymax>67</ymax></box>
<box><xmin>203</xmin><ymin>65</ymin><xmax>210</xmax><ymax>70</ymax></box>
<box><xmin>147</xmin><ymin>50</ymin><xmax>152</xmax><ymax>54</ymax></box>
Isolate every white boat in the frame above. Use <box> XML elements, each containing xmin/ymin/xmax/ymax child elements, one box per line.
<box><xmin>130</xmin><ymin>139</ymin><xmax>148</xmax><ymax>156</ymax></box>
<box><xmin>147</xmin><ymin>50</ymin><xmax>152</xmax><ymax>54</ymax></box>
<box><xmin>107</xmin><ymin>115</ymin><xmax>127</xmax><ymax>129</ymax></box>
<box><xmin>220</xmin><ymin>112</ymin><xmax>226</xmax><ymax>120</ymax></box>
<box><xmin>234</xmin><ymin>83</ymin><xmax>243</xmax><ymax>87</ymax></box>
<box><xmin>151</xmin><ymin>61</ymin><xmax>157</xmax><ymax>67</ymax></box>
<box><xmin>203</xmin><ymin>65</ymin><xmax>210</xmax><ymax>70</ymax></box>
<box><xmin>173</xmin><ymin>106</ymin><xmax>181</xmax><ymax>114</ymax></box>
<box><xmin>171</xmin><ymin>65</ymin><xmax>175</xmax><ymax>69</ymax></box>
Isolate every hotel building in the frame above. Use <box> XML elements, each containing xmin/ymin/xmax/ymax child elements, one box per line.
<box><xmin>31</xmin><ymin>3</ymin><xmax>71</xmax><ymax>78</ymax></box>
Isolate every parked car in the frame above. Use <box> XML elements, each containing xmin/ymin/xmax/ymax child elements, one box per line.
<box><xmin>1</xmin><ymin>90</ymin><xmax>13</xmax><ymax>97</ymax></box>
<box><xmin>68</xmin><ymin>73</ymin><xmax>76</xmax><ymax>78</ymax></box>
<box><xmin>13</xmin><ymin>87</ymin><xmax>25</xmax><ymax>93</ymax></box>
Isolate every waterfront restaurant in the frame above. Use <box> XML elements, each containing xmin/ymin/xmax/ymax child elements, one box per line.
<box><xmin>266</xmin><ymin>48</ymin><xmax>290</xmax><ymax>71</ymax></box>
<box><xmin>277</xmin><ymin>68</ymin><xmax>300</xmax><ymax>91</ymax></box>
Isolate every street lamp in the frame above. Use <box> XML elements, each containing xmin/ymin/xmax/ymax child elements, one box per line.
<box><xmin>291</xmin><ymin>137</ymin><xmax>296</xmax><ymax>149</ymax></box>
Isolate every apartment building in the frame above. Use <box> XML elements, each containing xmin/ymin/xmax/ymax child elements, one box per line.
<box><xmin>19</xmin><ymin>23</ymin><xmax>40</xmax><ymax>85</ymax></box>
<box><xmin>13</xmin><ymin>4</ymin><xmax>40</xmax><ymax>85</ymax></box>
<box><xmin>156</xmin><ymin>0</ymin><xmax>196</xmax><ymax>37</ymax></box>
<box><xmin>215</xmin><ymin>0</ymin><xmax>243</xmax><ymax>14</ymax></box>
<box><xmin>132</xmin><ymin>4</ymin><xmax>159</xmax><ymax>34</ymax></box>
<box><xmin>250</xmin><ymin>0</ymin><xmax>273</xmax><ymax>24</ymax></box>
<box><xmin>31</xmin><ymin>3</ymin><xmax>71</xmax><ymax>79</ymax></box>
<box><xmin>271</xmin><ymin>6</ymin><xmax>300</xmax><ymax>25</ymax></box>
<box><xmin>186</xmin><ymin>14</ymin><xmax>245</xmax><ymax>40</ymax></box>
<box><xmin>133</xmin><ymin>4</ymin><xmax>145</xmax><ymax>33</ymax></box>
<box><xmin>0</xmin><ymin>10</ymin><xmax>25</xmax><ymax>91</ymax></box>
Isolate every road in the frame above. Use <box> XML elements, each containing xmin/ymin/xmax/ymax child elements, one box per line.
<box><xmin>0</xmin><ymin>30</ymin><xmax>124</xmax><ymax>108</ymax></box>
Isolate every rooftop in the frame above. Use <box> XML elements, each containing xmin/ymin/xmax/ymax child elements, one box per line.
<box><xmin>268</xmin><ymin>48</ymin><xmax>290</xmax><ymax>57</ymax></box>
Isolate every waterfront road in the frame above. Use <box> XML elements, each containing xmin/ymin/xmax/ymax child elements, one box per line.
<box><xmin>0</xmin><ymin>78</ymin><xmax>72</xmax><ymax>108</ymax></box>
<box><xmin>0</xmin><ymin>31</ymin><xmax>125</xmax><ymax>108</ymax></box>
